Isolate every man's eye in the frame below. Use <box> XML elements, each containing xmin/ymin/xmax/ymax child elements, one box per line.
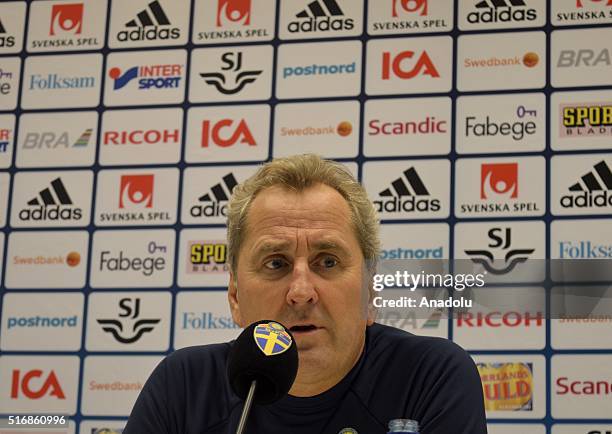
<box><xmin>264</xmin><ymin>258</ymin><xmax>286</xmax><ymax>270</ymax></box>
<box><xmin>318</xmin><ymin>256</ymin><xmax>338</xmax><ymax>268</ymax></box>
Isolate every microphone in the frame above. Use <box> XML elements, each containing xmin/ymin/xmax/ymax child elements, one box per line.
<box><xmin>227</xmin><ymin>320</ymin><xmax>299</xmax><ymax>434</ymax></box>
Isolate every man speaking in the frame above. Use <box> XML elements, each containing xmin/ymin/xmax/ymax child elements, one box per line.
<box><xmin>124</xmin><ymin>154</ymin><xmax>487</xmax><ymax>434</ymax></box>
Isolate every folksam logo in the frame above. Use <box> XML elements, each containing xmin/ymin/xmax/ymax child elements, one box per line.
<box><xmin>29</xmin><ymin>74</ymin><xmax>95</xmax><ymax>90</ymax></box>
<box><xmin>109</xmin><ymin>64</ymin><xmax>183</xmax><ymax>90</ymax></box>
<box><xmin>282</xmin><ymin>62</ymin><xmax>356</xmax><ymax>79</ymax></box>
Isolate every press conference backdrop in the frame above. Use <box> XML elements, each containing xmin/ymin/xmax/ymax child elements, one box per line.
<box><xmin>0</xmin><ymin>0</ymin><xmax>611</xmax><ymax>433</ymax></box>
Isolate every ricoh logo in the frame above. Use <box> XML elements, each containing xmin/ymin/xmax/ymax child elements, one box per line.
<box><xmin>466</xmin><ymin>0</ymin><xmax>537</xmax><ymax>24</ymax></box>
<box><xmin>22</xmin><ymin>128</ymin><xmax>93</xmax><ymax>149</ymax></box>
<box><xmin>103</xmin><ymin>128</ymin><xmax>179</xmax><ymax>146</ymax></box>
<box><xmin>465</xmin><ymin>105</ymin><xmax>538</xmax><ymax>142</ymax></box>
<box><xmin>99</xmin><ymin>241</ymin><xmax>167</xmax><ymax>277</ymax></box>
<box><xmin>199</xmin><ymin>51</ymin><xmax>261</xmax><ymax>95</ymax></box>
<box><xmin>374</xmin><ymin>167</ymin><xmax>441</xmax><ymax>213</ymax></box>
<box><xmin>28</xmin><ymin>73</ymin><xmax>95</xmax><ymax>90</ymax></box>
<box><xmin>561</xmin><ymin>103</ymin><xmax>612</xmax><ymax>137</ymax></box>
<box><xmin>559</xmin><ymin>241</ymin><xmax>612</xmax><ymax>258</ymax></box>
<box><xmin>116</xmin><ymin>0</ymin><xmax>180</xmax><ymax>42</ymax></box>
<box><xmin>393</xmin><ymin>0</ymin><xmax>428</xmax><ymax>16</ymax></box>
<box><xmin>11</xmin><ymin>369</ymin><xmax>65</xmax><ymax>400</ymax></box>
<box><xmin>190</xmin><ymin>173</ymin><xmax>238</xmax><ymax>218</ymax></box>
<box><xmin>217</xmin><ymin>0</ymin><xmax>251</xmax><ymax>26</ymax></box>
<box><xmin>287</xmin><ymin>0</ymin><xmax>354</xmax><ymax>33</ymax></box>
<box><xmin>560</xmin><ymin>160</ymin><xmax>612</xmax><ymax>209</ymax></box>
<box><xmin>109</xmin><ymin>64</ymin><xmax>183</xmax><ymax>90</ymax></box>
<box><xmin>457</xmin><ymin>311</ymin><xmax>543</xmax><ymax>328</ymax></box>
<box><xmin>382</xmin><ymin>50</ymin><xmax>440</xmax><ymax>79</ymax></box>
<box><xmin>201</xmin><ymin>118</ymin><xmax>256</xmax><ymax>147</ymax></box>
<box><xmin>17</xmin><ymin>178</ymin><xmax>83</xmax><ymax>223</ymax></box>
<box><xmin>188</xmin><ymin>241</ymin><xmax>229</xmax><ymax>274</ymax></box>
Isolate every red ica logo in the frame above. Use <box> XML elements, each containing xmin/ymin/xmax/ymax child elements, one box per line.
<box><xmin>201</xmin><ymin>119</ymin><xmax>256</xmax><ymax>147</ymax></box>
<box><xmin>382</xmin><ymin>51</ymin><xmax>440</xmax><ymax>80</ymax></box>
<box><xmin>481</xmin><ymin>163</ymin><xmax>518</xmax><ymax>200</ymax></box>
<box><xmin>576</xmin><ymin>0</ymin><xmax>612</xmax><ymax>7</ymax></box>
<box><xmin>393</xmin><ymin>0</ymin><xmax>428</xmax><ymax>17</ymax></box>
<box><xmin>217</xmin><ymin>0</ymin><xmax>251</xmax><ymax>27</ymax></box>
<box><xmin>119</xmin><ymin>174</ymin><xmax>154</xmax><ymax>208</ymax></box>
<box><xmin>50</xmin><ymin>3</ymin><xmax>84</xmax><ymax>36</ymax></box>
<box><xmin>11</xmin><ymin>369</ymin><xmax>66</xmax><ymax>400</ymax></box>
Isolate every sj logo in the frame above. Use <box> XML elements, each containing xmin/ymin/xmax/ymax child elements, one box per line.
<box><xmin>201</xmin><ymin>119</ymin><xmax>256</xmax><ymax>147</ymax></box>
<box><xmin>382</xmin><ymin>51</ymin><xmax>440</xmax><ymax>80</ymax></box>
<box><xmin>11</xmin><ymin>369</ymin><xmax>66</xmax><ymax>399</ymax></box>
<box><xmin>393</xmin><ymin>0</ymin><xmax>428</xmax><ymax>17</ymax></box>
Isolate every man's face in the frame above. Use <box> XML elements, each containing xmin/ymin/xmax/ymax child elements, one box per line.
<box><xmin>228</xmin><ymin>183</ymin><xmax>373</xmax><ymax>392</ymax></box>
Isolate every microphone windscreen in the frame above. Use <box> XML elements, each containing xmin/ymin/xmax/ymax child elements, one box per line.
<box><xmin>227</xmin><ymin>320</ymin><xmax>299</xmax><ymax>405</ymax></box>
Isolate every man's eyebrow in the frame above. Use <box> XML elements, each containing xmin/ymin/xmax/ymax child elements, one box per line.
<box><xmin>311</xmin><ymin>239</ymin><xmax>351</xmax><ymax>254</ymax></box>
<box><xmin>252</xmin><ymin>240</ymin><xmax>292</xmax><ymax>255</ymax></box>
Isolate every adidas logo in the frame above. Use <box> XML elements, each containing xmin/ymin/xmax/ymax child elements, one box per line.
<box><xmin>288</xmin><ymin>0</ymin><xmax>354</xmax><ymax>33</ymax></box>
<box><xmin>0</xmin><ymin>18</ymin><xmax>15</xmax><ymax>48</ymax></box>
<box><xmin>18</xmin><ymin>178</ymin><xmax>83</xmax><ymax>222</ymax></box>
<box><xmin>560</xmin><ymin>160</ymin><xmax>612</xmax><ymax>209</ymax></box>
<box><xmin>467</xmin><ymin>0</ymin><xmax>537</xmax><ymax>24</ymax></box>
<box><xmin>190</xmin><ymin>173</ymin><xmax>238</xmax><ymax>218</ymax></box>
<box><xmin>117</xmin><ymin>0</ymin><xmax>180</xmax><ymax>43</ymax></box>
<box><xmin>373</xmin><ymin>168</ymin><xmax>441</xmax><ymax>213</ymax></box>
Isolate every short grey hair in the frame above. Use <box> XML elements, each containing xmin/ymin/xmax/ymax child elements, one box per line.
<box><xmin>226</xmin><ymin>154</ymin><xmax>380</xmax><ymax>274</ymax></box>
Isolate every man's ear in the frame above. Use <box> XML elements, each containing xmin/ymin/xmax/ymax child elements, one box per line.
<box><xmin>228</xmin><ymin>271</ymin><xmax>244</xmax><ymax>327</ymax></box>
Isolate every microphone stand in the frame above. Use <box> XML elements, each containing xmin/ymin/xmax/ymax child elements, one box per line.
<box><xmin>235</xmin><ymin>380</ymin><xmax>257</xmax><ymax>434</ymax></box>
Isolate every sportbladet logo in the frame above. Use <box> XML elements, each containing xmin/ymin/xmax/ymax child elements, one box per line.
<box><xmin>109</xmin><ymin>0</ymin><xmax>190</xmax><ymax>48</ymax></box>
<box><xmin>368</xmin><ymin>0</ymin><xmax>453</xmax><ymax>35</ymax></box>
<box><xmin>279</xmin><ymin>0</ymin><xmax>362</xmax><ymax>39</ymax></box>
<box><xmin>178</xmin><ymin>228</ymin><xmax>231</xmax><ymax>287</ymax></box>
<box><xmin>27</xmin><ymin>0</ymin><xmax>107</xmax><ymax>52</ymax></box>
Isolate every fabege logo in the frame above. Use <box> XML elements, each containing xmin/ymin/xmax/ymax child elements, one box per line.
<box><xmin>199</xmin><ymin>52</ymin><xmax>261</xmax><ymax>95</ymax></box>
<box><xmin>382</xmin><ymin>50</ymin><xmax>439</xmax><ymax>79</ymax></box>
<box><xmin>120</xmin><ymin>175</ymin><xmax>154</xmax><ymax>209</ymax></box>
<box><xmin>217</xmin><ymin>0</ymin><xmax>251</xmax><ymax>26</ymax></box>
<box><xmin>393</xmin><ymin>0</ymin><xmax>428</xmax><ymax>17</ymax></box>
<box><xmin>467</xmin><ymin>0</ymin><xmax>537</xmax><ymax>24</ymax></box>
<box><xmin>118</xmin><ymin>0</ymin><xmax>180</xmax><ymax>42</ymax></box>
<box><xmin>201</xmin><ymin>119</ymin><xmax>256</xmax><ymax>147</ymax></box>
<box><xmin>577</xmin><ymin>0</ymin><xmax>612</xmax><ymax>6</ymax></box>
<box><xmin>288</xmin><ymin>0</ymin><xmax>354</xmax><ymax>33</ymax></box>
<box><xmin>97</xmin><ymin>298</ymin><xmax>161</xmax><ymax>344</ymax></box>
<box><xmin>50</xmin><ymin>3</ymin><xmax>83</xmax><ymax>36</ymax></box>
<box><xmin>11</xmin><ymin>369</ymin><xmax>66</xmax><ymax>399</ymax></box>
<box><xmin>109</xmin><ymin>64</ymin><xmax>183</xmax><ymax>90</ymax></box>
<box><xmin>481</xmin><ymin>163</ymin><xmax>518</xmax><ymax>199</ymax></box>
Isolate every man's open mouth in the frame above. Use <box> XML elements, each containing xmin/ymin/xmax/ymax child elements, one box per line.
<box><xmin>289</xmin><ymin>325</ymin><xmax>319</xmax><ymax>333</ymax></box>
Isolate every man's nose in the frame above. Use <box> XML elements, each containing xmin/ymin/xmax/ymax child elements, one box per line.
<box><xmin>286</xmin><ymin>259</ymin><xmax>319</xmax><ymax>306</ymax></box>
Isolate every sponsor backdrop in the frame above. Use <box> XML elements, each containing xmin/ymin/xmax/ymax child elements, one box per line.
<box><xmin>0</xmin><ymin>0</ymin><xmax>611</xmax><ymax>432</ymax></box>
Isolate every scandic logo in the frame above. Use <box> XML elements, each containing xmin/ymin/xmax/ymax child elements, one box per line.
<box><xmin>22</xmin><ymin>128</ymin><xmax>93</xmax><ymax>149</ymax></box>
<box><xmin>288</xmin><ymin>0</ymin><xmax>354</xmax><ymax>33</ymax></box>
<box><xmin>201</xmin><ymin>119</ymin><xmax>256</xmax><ymax>147</ymax></box>
<box><xmin>103</xmin><ymin>129</ymin><xmax>180</xmax><ymax>145</ymax></box>
<box><xmin>190</xmin><ymin>173</ymin><xmax>238</xmax><ymax>218</ymax></box>
<box><xmin>556</xmin><ymin>376</ymin><xmax>612</xmax><ymax>396</ymax></box>
<box><xmin>120</xmin><ymin>175</ymin><xmax>154</xmax><ymax>209</ymax></box>
<box><xmin>561</xmin><ymin>160</ymin><xmax>612</xmax><ymax>208</ymax></box>
<box><xmin>464</xmin><ymin>52</ymin><xmax>539</xmax><ymax>68</ymax></box>
<box><xmin>218</xmin><ymin>0</ymin><xmax>251</xmax><ymax>27</ymax></box>
<box><xmin>464</xmin><ymin>227</ymin><xmax>534</xmax><ymax>275</ymax></box>
<box><xmin>478</xmin><ymin>362</ymin><xmax>534</xmax><ymax>411</ymax></box>
<box><xmin>368</xmin><ymin>117</ymin><xmax>447</xmax><ymax>136</ymax></box>
<box><xmin>118</xmin><ymin>0</ymin><xmax>180</xmax><ymax>42</ymax></box>
<box><xmin>374</xmin><ymin>168</ymin><xmax>441</xmax><ymax>213</ymax></box>
<box><xmin>199</xmin><ymin>52</ymin><xmax>262</xmax><ymax>95</ymax></box>
<box><xmin>467</xmin><ymin>0</ymin><xmax>537</xmax><ymax>24</ymax></box>
<box><xmin>189</xmin><ymin>241</ymin><xmax>229</xmax><ymax>273</ymax></box>
<box><xmin>561</xmin><ymin>103</ymin><xmax>612</xmax><ymax>137</ymax></box>
<box><xmin>393</xmin><ymin>0</ymin><xmax>428</xmax><ymax>17</ymax></box>
<box><xmin>109</xmin><ymin>64</ymin><xmax>183</xmax><ymax>90</ymax></box>
<box><xmin>50</xmin><ymin>3</ymin><xmax>83</xmax><ymax>36</ymax></box>
<box><xmin>19</xmin><ymin>177</ymin><xmax>83</xmax><ymax>222</ymax></box>
<box><xmin>382</xmin><ymin>51</ymin><xmax>440</xmax><ymax>79</ymax></box>
<box><xmin>11</xmin><ymin>369</ymin><xmax>66</xmax><ymax>399</ymax></box>
<box><xmin>481</xmin><ymin>163</ymin><xmax>518</xmax><ymax>199</ymax></box>
<box><xmin>97</xmin><ymin>297</ymin><xmax>161</xmax><ymax>344</ymax></box>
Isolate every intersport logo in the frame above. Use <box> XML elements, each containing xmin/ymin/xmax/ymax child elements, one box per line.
<box><xmin>109</xmin><ymin>64</ymin><xmax>183</xmax><ymax>91</ymax></box>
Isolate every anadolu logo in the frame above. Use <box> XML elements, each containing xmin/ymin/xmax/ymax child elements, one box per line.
<box><xmin>18</xmin><ymin>177</ymin><xmax>83</xmax><ymax>222</ymax></box>
<box><xmin>217</xmin><ymin>0</ymin><xmax>251</xmax><ymax>26</ymax></box>
<box><xmin>201</xmin><ymin>118</ymin><xmax>256</xmax><ymax>148</ymax></box>
<box><xmin>288</xmin><ymin>0</ymin><xmax>354</xmax><ymax>33</ymax></box>
<box><xmin>11</xmin><ymin>369</ymin><xmax>66</xmax><ymax>399</ymax></box>
<box><xmin>560</xmin><ymin>160</ymin><xmax>612</xmax><ymax>208</ymax></box>
<box><xmin>374</xmin><ymin>167</ymin><xmax>441</xmax><ymax>213</ymax></box>
<box><xmin>109</xmin><ymin>64</ymin><xmax>183</xmax><ymax>90</ymax></box>
<box><xmin>50</xmin><ymin>3</ymin><xmax>83</xmax><ymax>36</ymax></box>
<box><xmin>481</xmin><ymin>163</ymin><xmax>518</xmax><ymax>199</ymax></box>
<box><xmin>117</xmin><ymin>0</ymin><xmax>180</xmax><ymax>42</ymax></box>
<box><xmin>199</xmin><ymin>52</ymin><xmax>262</xmax><ymax>95</ymax></box>
<box><xmin>467</xmin><ymin>0</ymin><xmax>537</xmax><ymax>24</ymax></box>
<box><xmin>382</xmin><ymin>50</ymin><xmax>440</xmax><ymax>80</ymax></box>
<box><xmin>191</xmin><ymin>173</ymin><xmax>238</xmax><ymax>218</ymax></box>
<box><xmin>464</xmin><ymin>227</ymin><xmax>534</xmax><ymax>275</ymax></box>
<box><xmin>189</xmin><ymin>241</ymin><xmax>228</xmax><ymax>274</ymax></box>
<box><xmin>0</xmin><ymin>19</ymin><xmax>16</xmax><ymax>48</ymax></box>
<box><xmin>119</xmin><ymin>174</ymin><xmax>154</xmax><ymax>209</ymax></box>
<box><xmin>561</xmin><ymin>103</ymin><xmax>612</xmax><ymax>137</ymax></box>
<box><xmin>97</xmin><ymin>297</ymin><xmax>161</xmax><ymax>344</ymax></box>
<box><xmin>22</xmin><ymin>128</ymin><xmax>93</xmax><ymax>150</ymax></box>
<box><xmin>393</xmin><ymin>0</ymin><xmax>428</xmax><ymax>17</ymax></box>
<box><xmin>253</xmin><ymin>321</ymin><xmax>293</xmax><ymax>356</ymax></box>
<box><xmin>478</xmin><ymin>362</ymin><xmax>533</xmax><ymax>411</ymax></box>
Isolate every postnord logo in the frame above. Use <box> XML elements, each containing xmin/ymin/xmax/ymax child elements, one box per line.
<box><xmin>382</xmin><ymin>50</ymin><xmax>440</xmax><ymax>79</ymax></box>
<box><xmin>201</xmin><ymin>119</ymin><xmax>256</xmax><ymax>147</ymax></box>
